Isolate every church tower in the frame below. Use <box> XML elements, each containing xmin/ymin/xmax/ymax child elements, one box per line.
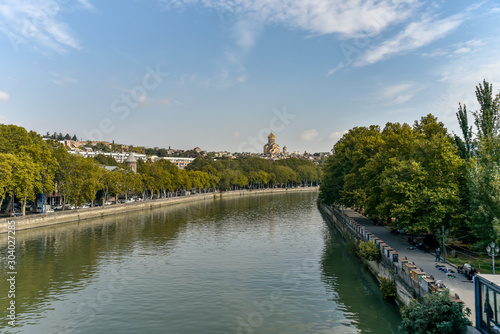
<box><xmin>263</xmin><ymin>132</ymin><xmax>281</xmax><ymax>156</ymax></box>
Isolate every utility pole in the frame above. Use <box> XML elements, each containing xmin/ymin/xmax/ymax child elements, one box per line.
<box><xmin>436</xmin><ymin>225</ymin><xmax>449</xmax><ymax>262</ymax></box>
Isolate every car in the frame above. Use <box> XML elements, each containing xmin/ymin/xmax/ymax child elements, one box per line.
<box><xmin>45</xmin><ymin>208</ymin><xmax>54</xmax><ymax>213</ymax></box>
<box><xmin>10</xmin><ymin>211</ymin><xmax>23</xmax><ymax>217</ymax></box>
<box><xmin>65</xmin><ymin>204</ymin><xmax>76</xmax><ymax>210</ymax></box>
<box><xmin>126</xmin><ymin>199</ymin><xmax>134</xmax><ymax>203</ymax></box>
<box><xmin>104</xmin><ymin>201</ymin><xmax>112</xmax><ymax>206</ymax></box>
<box><xmin>53</xmin><ymin>204</ymin><xmax>63</xmax><ymax>210</ymax></box>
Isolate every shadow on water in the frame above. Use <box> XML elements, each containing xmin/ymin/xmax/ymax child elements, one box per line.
<box><xmin>320</xmin><ymin>218</ymin><xmax>402</xmax><ymax>334</ymax></box>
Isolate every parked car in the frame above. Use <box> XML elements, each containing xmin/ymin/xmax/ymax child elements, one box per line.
<box><xmin>10</xmin><ymin>210</ymin><xmax>22</xmax><ymax>217</ymax></box>
<box><xmin>104</xmin><ymin>201</ymin><xmax>112</xmax><ymax>206</ymax></box>
<box><xmin>53</xmin><ymin>204</ymin><xmax>63</xmax><ymax>210</ymax></box>
<box><xmin>65</xmin><ymin>204</ymin><xmax>76</xmax><ymax>210</ymax></box>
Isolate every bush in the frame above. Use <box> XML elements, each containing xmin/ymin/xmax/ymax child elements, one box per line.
<box><xmin>358</xmin><ymin>241</ymin><xmax>381</xmax><ymax>261</ymax></box>
<box><xmin>400</xmin><ymin>291</ymin><xmax>471</xmax><ymax>334</ymax></box>
<box><xmin>379</xmin><ymin>275</ymin><xmax>396</xmax><ymax>301</ymax></box>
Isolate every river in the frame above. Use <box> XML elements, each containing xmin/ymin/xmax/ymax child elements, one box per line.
<box><xmin>0</xmin><ymin>191</ymin><xmax>401</xmax><ymax>333</ymax></box>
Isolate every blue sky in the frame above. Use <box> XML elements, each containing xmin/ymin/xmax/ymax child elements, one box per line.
<box><xmin>0</xmin><ymin>0</ymin><xmax>499</xmax><ymax>153</ymax></box>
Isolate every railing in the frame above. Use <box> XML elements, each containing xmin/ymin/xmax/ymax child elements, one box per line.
<box><xmin>320</xmin><ymin>202</ymin><xmax>435</xmax><ymax>301</ymax></box>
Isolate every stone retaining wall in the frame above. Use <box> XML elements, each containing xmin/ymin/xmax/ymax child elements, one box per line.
<box><xmin>0</xmin><ymin>187</ymin><xmax>318</xmax><ymax>234</ymax></box>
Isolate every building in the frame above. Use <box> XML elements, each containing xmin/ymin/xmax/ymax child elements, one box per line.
<box><xmin>475</xmin><ymin>274</ymin><xmax>500</xmax><ymax>333</ymax></box>
<box><xmin>125</xmin><ymin>153</ymin><xmax>137</xmax><ymax>173</ymax></box>
<box><xmin>160</xmin><ymin>157</ymin><xmax>195</xmax><ymax>169</ymax></box>
<box><xmin>263</xmin><ymin>132</ymin><xmax>281</xmax><ymax>156</ymax></box>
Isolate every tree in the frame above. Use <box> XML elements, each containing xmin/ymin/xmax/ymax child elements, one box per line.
<box><xmin>457</xmin><ymin>80</ymin><xmax>500</xmax><ymax>248</ymax></box>
<box><xmin>319</xmin><ymin>125</ymin><xmax>382</xmax><ymax>207</ymax></box>
<box><xmin>380</xmin><ymin>128</ymin><xmax>463</xmax><ymax>234</ymax></box>
<box><xmin>399</xmin><ymin>291</ymin><xmax>471</xmax><ymax>334</ymax></box>
<box><xmin>0</xmin><ymin>153</ymin><xmax>14</xmax><ymax>212</ymax></box>
<box><xmin>358</xmin><ymin>241</ymin><xmax>380</xmax><ymax>261</ymax></box>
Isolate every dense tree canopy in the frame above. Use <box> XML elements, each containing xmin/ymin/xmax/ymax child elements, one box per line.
<box><xmin>320</xmin><ymin>115</ymin><xmax>463</xmax><ymax>234</ymax></box>
<box><xmin>320</xmin><ymin>80</ymin><xmax>500</xmax><ymax>248</ymax></box>
<box><xmin>0</xmin><ymin>123</ymin><xmax>320</xmax><ymax>216</ymax></box>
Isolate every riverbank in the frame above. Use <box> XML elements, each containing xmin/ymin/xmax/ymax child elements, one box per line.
<box><xmin>0</xmin><ymin>187</ymin><xmax>318</xmax><ymax>234</ymax></box>
<box><xmin>318</xmin><ymin>201</ymin><xmax>479</xmax><ymax>333</ymax></box>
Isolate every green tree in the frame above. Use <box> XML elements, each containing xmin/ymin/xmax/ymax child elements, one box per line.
<box><xmin>358</xmin><ymin>241</ymin><xmax>380</xmax><ymax>261</ymax></box>
<box><xmin>457</xmin><ymin>80</ymin><xmax>500</xmax><ymax>248</ymax></box>
<box><xmin>399</xmin><ymin>291</ymin><xmax>471</xmax><ymax>334</ymax></box>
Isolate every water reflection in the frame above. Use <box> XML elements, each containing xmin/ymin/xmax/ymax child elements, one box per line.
<box><xmin>0</xmin><ymin>191</ymin><xmax>401</xmax><ymax>333</ymax></box>
<box><xmin>320</xmin><ymin>217</ymin><xmax>401</xmax><ymax>333</ymax></box>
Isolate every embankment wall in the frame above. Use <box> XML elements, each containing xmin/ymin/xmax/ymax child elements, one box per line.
<box><xmin>0</xmin><ymin>187</ymin><xmax>318</xmax><ymax>234</ymax></box>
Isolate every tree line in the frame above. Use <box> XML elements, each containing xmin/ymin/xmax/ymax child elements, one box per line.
<box><xmin>0</xmin><ymin>124</ymin><xmax>320</xmax><ymax>216</ymax></box>
<box><xmin>320</xmin><ymin>80</ymin><xmax>500</xmax><ymax>250</ymax></box>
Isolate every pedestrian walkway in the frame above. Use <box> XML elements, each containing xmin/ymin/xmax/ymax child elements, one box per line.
<box><xmin>342</xmin><ymin>208</ymin><xmax>476</xmax><ymax>321</ymax></box>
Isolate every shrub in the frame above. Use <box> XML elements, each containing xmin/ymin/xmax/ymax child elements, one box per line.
<box><xmin>379</xmin><ymin>275</ymin><xmax>396</xmax><ymax>301</ymax></box>
<box><xmin>358</xmin><ymin>240</ymin><xmax>381</xmax><ymax>261</ymax></box>
<box><xmin>399</xmin><ymin>291</ymin><xmax>471</xmax><ymax>334</ymax></box>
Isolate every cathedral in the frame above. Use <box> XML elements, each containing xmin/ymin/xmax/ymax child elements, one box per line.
<box><xmin>263</xmin><ymin>132</ymin><xmax>281</xmax><ymax>156</ymax></box>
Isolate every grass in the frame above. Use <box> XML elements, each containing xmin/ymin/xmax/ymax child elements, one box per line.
<box><xmin>446</xmin><ymin>254</ymin><xmax>496</xmax><ymax>274</ymax></box>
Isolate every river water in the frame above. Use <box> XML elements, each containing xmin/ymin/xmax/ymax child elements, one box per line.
<box><xmin>0</xmin><ymin>191</ymin><xmax>401</xmax><ymax>333</ymax></box>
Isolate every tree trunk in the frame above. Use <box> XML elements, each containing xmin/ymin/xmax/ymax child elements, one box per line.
<box><xmin>22</xmin><ymin>196</ymin><xmax>26</xmax><ymax>216</ymax></box>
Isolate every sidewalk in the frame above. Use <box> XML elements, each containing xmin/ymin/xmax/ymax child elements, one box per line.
<box><xmin>342</xmin><ymin>208</ymin><xmax>476</xmax><ymax>321</ymax></box>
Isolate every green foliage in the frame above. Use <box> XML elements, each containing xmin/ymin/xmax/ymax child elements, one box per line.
<box><xmin>453</xmin><ymin>80</ymin><xmax>500</xmax><ymax>247</ymax></box>
<box><xmin>358</xmin><ymin>241</ymin><xmax>380</xmax><ymax>262</ymax></box>
<box><xmin>94</xmin><ymin>153</ymin><xmax>119</xmax><ymax>166</ymax></box>
<box><xmin>379</xmin><ymin>275</ymin><xmax>396</xmax><ymax>301</ymax></box>
<box><xmin>0</xmin><ymin>123</ymin><xmax>319</xmax><ymax>210</ymax></box>
<box><xmin>399</xmin><ymin>291</ymin><xmax>471</xmax><ymax>334</ymax></box>
<box><xmin>320</xmin><ymin>114</ymin><xmax>463</xmax><ymax>234</ymax></box>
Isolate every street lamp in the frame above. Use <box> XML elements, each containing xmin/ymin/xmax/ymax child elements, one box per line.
<box><xmin>486</xmin><ymin>242</ymin><xmax>499</xmax><ymax>274</ymax></box>
<box><xmin>436</xmin><ymin>225</ymin><xmax>449</xmax><ymax>262</ymax></box>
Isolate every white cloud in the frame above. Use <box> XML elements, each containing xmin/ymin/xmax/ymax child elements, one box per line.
<box><xmin>163</xmin><ymin>0</ymin><xmax>417</xmax><ymax>38</ymax></box>
<box><xmin>51</xmin><ymin>73</ymin><xmax>77</xmax><ymax>85</ymax></box>
<box><xmin>0</xmin><ymin>91</ymin><xmax>10</xmax><ymax>101</ymax></box>
<box><xmin>327</xmin><ymin>63</ymin><xmax>346</xmax><ymax>76</ymax></box>
<box><xmin>0</xmin><ymin>0</ymin><xmax>92</xmax><ymax>54</ymax></box>
<box><xmin>453</xmin><ymin>47</ymin><xmax>470</xmax><ymax>55</ymax></box>
<box><xmin>423</xmin><ymin>39</ymin><xmax>485</xmax><ymax>58</ymax></box>
<box><xmin>328</xmin><ymin>130</ymin><xmax>348</xmax><ymax>144</ymax></box>
<box><xmin>379</xmin><ymin>82</ymin><xmax>423</xmax><ymax>105</ymax></box>
<box><xmin>300</xmin><ymin>129</ymin><xmax>320</xmax><ymax>142</ymax></box>
<box><xmin>163</xmin><ymin>0</ymin><xmax>419</xmax><ymax>82</ymax></box>
<box><xmin>357</xmin><ymin>14</ymin><xmax>463</xmax><ymax>66</ymax></box>
<box><xmin>423</xmin><ymin>42</ymin><xmax>500</xmax><ymax>134</ymax></box>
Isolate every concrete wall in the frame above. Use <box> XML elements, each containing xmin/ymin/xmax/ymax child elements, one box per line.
<box><xmin>318</xmin><ymin>201</ymin><xmax>415</xmax><ymax>307</ymax></box>
<box><xmin>0</xmin><ymin>187</ymin><xmax>318</xmax><ymax>234</ymax></box>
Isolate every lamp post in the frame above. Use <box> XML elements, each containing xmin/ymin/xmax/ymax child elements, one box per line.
<box><xmin>487</xmin><ymin>242</ymin><xmax>499</xmax><ymax>274</ymax></box>
<box><xmin>436</xmin><ymin>225</ymin><xmax>449</xmax><ymax>262</ymax></box>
